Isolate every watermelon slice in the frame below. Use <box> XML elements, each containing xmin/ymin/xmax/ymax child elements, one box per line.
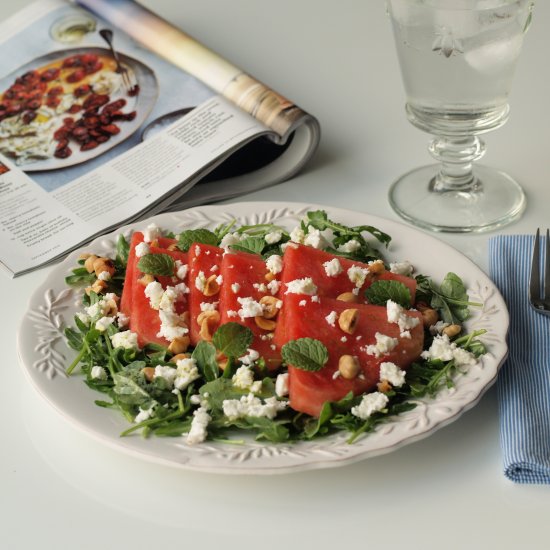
<box><xmin>187</xmin><ymin>243</ymin><xmax>224</xmax><ymax>345</ymax></box>
<box><xmin>124</xmin><ymin>234</ymin><xmax>189</xmax><ymax>347</ymax></box>
<box><xmin>276</xmin><ymin>294</ymin><xmax>424</xmax><ymax>417</ymax></box>
<box><xmin>218</xmin><ymin>250</ymin><xmax>282</xmax><ymax>370</ymax></box>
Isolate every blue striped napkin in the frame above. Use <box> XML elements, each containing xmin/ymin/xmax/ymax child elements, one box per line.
<box><xmin>489</xmin><ymin>234</ymin><xmax>550</xmax><ymax>484</ymax></box>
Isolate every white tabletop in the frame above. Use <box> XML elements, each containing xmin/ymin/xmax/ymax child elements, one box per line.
<box><xmin>2</xmin><ymin>1</ymin><xmax>548</xmax><ymax>549</ymax></box>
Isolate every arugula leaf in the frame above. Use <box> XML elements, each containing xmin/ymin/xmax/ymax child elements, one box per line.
<box><xmin>230</xmin><ymin>236</ymin><xmax>265</xmax><ymax>255</ymax></box>
<box><xmin>116</xmin><ymin>234</ymin><xmax>130</xmax><ymax>265</ymax></box>
<box><xmin>178</xmin><ymin>228</ymin><xmax>219</xmax><ymax>251</ymax></box>
<box><xmin>65</xmin><ymin>267</ymin><xmax>96</xmax><ymax>287</ymax></box>
<box><xmin>137</xmin><ymin>253</ymin><xmax>175</xmax><ymax>277</ymax></box>
<box><xmin>281</xmin><ymin>338</ymin><xmax>329</xmax><ymax>372</ymax></box>
<box><xmin>112</xmin><ymin>371</ymin><xmax>152</xmax><ymax>406</ymax></box>
<box><xmin>192</xmin><ymin>340</ymin><xmax>220</xmax><ymax>382</ymax></box>
<box><xmin>364</xmin><ymin>280</ymin><xmax>411</xmax><ymax>308</ymax></box>
<box><xmin>212</xmin><ymin>322</ymin><xmax>254</xmax><ymax>358</ymax></box>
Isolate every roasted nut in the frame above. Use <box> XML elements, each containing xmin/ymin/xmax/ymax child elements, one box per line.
<box><xmin>168</xmin><ymin>335</ymin><xmax>190</xmax><ymax>355</ymax></box>
<box><xmin>203</xmin><ymin>274</ymin><xmax>221</xmax><ymax>296</ymax></box>
<box><xmin>442</xmin><ymin>324</ymin><xmax>462</xmax><ymax>338</ymax></box>
<box><xmin>377</xmin><ymin>379</ymin><xmax>392</xmax><ymax>393</ymax></box>
<box><xmin>79</xmin><ymin>253</ymin><xmax>92</xmax><ymax>261</ymax></box>
<box><xmin>264</xmin><ymin>271</ymin><xmax>277</xmax><ymax>283</ymax></box>
<box><xmin>138</xmin><ymin>274</ymin><xmax>155</xmax><ymax>286</ymax></box>
<box><xmin>198</xmin><ymin>310</ymin><xmax>220</xmax><ymax>341</ymax></box>
<box><xmin>93</xmin><ymin>257</ymin><xmax>115</xmax><ymax>278</ymax></box>
<box><xmin>149</xmin><ymin>238</ymin><xmax>159</xmax><ymax>248</ymax></box>
<box><xmin>255</xmin><ymin>316</ymin><xmax>277</xmax><ymax>331</ymax></box>
<box><xmin>421</xmin><ymin>307</ymin><xmax>439</xmax><ymax>327</ymax></box>
<box><xmin>166</xmin><ymin>243</ymin><xmax>179</xmax><ymax>251</ymax></box>
<box><xmin>259</xmin><ymin>295</ymin><xmax>280</xmax><ymax>319</ymax></box>
<box><xmin>85</xmin><ymin>279</ymin><xmax>108</xmax><ymax>295</ymax></box>
<box><xmin>197</xmin><ymin>310</ymin><xmax>220</xmax><ymax>326</ymax></box>
<box><xmin>84</xmin><ymin>254</ymin><xmax>99</xmax><ymax>273</ymax></box>
<box><xmin>336</xmin><ymin>291</ymin><xmax>359</xmax><ymax>303</ymax></box>
<box><xmin>338</xmin><ymin>355</ymin><xmax>361</xmax><ymax>379</ymax></box>
<box><xmin>142</xmin><ymin>367</ymin><xmax>155</xmax><ymax>382</ymax></box>
<box><xmin>338</xmin><ymin>308</ymin><xmax>359</xmax><ymax>334</ymax></box>
<box><xmin>368</xmin><ymin>260</ymin><xmax>385</xmax><ymax>275</ymax></box>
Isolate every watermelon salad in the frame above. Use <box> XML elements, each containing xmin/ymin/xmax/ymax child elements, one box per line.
<box><xmin>64</xmin><ymin>210</ymin><xmax>487</xmax><ymax>445</ymax></box>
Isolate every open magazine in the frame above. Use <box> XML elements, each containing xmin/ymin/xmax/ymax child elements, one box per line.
<box><xmin>0</xmin><ymin>0</ymin><xmax>320</xmax><ymax>277</ymax></box>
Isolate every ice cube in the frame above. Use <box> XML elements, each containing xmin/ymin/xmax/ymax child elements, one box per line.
<box><xmin>464</xmin><ymin>33</ymin><xmax>523</xmax><ymax>74</ymax></box>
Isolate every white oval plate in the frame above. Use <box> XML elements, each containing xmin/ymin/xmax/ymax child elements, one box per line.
<box><xmin>17</xmin><ymin>202</ymin><xmax>508</xmax><ymax>474</ymax></box>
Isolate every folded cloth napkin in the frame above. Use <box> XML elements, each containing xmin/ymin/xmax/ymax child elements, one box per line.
<box><xmin>489</xmin><ymin>234</ymin><xmax>550</xmax><ymax>484</ymax></box>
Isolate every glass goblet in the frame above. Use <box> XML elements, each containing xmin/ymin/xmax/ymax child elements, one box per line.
<box><xmin>386</xmin><ymin>0</ymin><xmax>534</xmax><ymax>233</ymax></box>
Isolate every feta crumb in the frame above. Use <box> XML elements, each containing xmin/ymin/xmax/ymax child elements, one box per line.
<box><xmin>265</xmin><ymin>230</ymin><xmax>282</xmax><ymax>244</ymax></box>
<box><xmin>174</xmin><ymin>357</ymin><xmax>200</xmax><ymax>390</ymax></box>
<box><xmin>379</xmin><ymin>362</ymin><xmax>406</xmax><ymax>387</ymax></box>
<box><xmin>200</xmin><ymin>301</ymin><xmax>218</xmax><ymax>312</ymax></box>
<box><xmin>429</xmin><ymin>321</ymin><xmax>450</xmax><ymax>335</ymax></box>
<box><xmin>289</xmin><ymin>226</ymin><xmax>305</xmax><ymax>244</ymax></box>
<box><xmin>267</xmin><ymin>280</ymin><xmax>280</xmax><ymax>295</ymax></box>
<box><xmin>157</xmin><ymin>310</ymin><xmax>189</xmax><ymax>341</ymax></box>
<box><xmin>143</xmin><ymin>223</ymin><xmax>161</xmax><ymax>243</ymax></box>
<box><xmin>387</xmin><ymin>300</ymin><xmax>420</xmax><ymax>333</ymax></box>
<box><xmin>135</xmin><ymin>242</ymin><xmax>150</xmax><ymax>258</ymax></box>
<box><xmin>365</xmin><ymin>332</ymin><xmax>399</xmax><ymax>358</ymax></box>
<box><xmin>186</xmin><ymin>406</ymin><xmax>211</xmax><ymax>445</ymax></box>
<box><xmin>285</xmin><ymin>277</ymin><xmax>317</xmax><ymax>295</ymax></box>
<box><xmin>144</xmin><ymin>281</ymin><xmax>164</xmax><ymax>310</ymax></box>
<box><xmin>194</xmin><ymin>271</ymin><xmax>207</xmax><ymax>292</ymax></box>
<box><xmin>337</xmin><ymin>239</ymin><xmax>361</xmax><ymax>253</ymax></box>
<box><xmin>222</xmin><ymin>393</ymin><xmax>287</xmax><ymax>421</ymax></box>
<box><xmin>98</xmin><ymin>270</ymin><xmax>111</xmax><ymax>282</ymax></box>
<box><xmin>175</xmin><ymin>261</ymin><xmax>188</xmax><ymax>280</ymax></box>
<box><xmin>275</xmin><ymin>373</ymin><xmax>289</xmax><ymax>397</ymax></box>
<box><xmin>323</xmin><ymin>258</ymin><xmax>343</xmax><ymax>277</ymax></box>
<box><xmin>76</xmin><ymin>311</ymin><xmax>91</xmax><ymax>325</ymax></box>
<box><xmin>238</xmin><ymin>349</ymin><xmax>260</xmax><ymax>366</ymax></box>
<box><xmin>351</xmin><ymin>392</ymin><xmax>389</xmax><ymax>420</ymax></box>
<box><xmin>116</xmin><ymin>311</ymin><xmax>129</xmax><ymax>328</ymax></box>
<box><xmin>232</xmin><ymin>365</ymin><xmax>258</xmax><ymax>390</ymax></box>
<box><xmin>348</xmin><ymin>265</ymin><xmax>370</xmax><ymax>288</ymax></box>
<box><xmin>266</xmin><ymin>254</ymin><xmax>283</xmax><ymax>275</ymax></box>
<box><xmin>304</xmin><ymin>227</ymin><xmax>327</xmax><ymax>249</ymax></box>
<box><xmin>237</xmin><ymin>297</ymin><xmax>263</xmax><ymax>318</ymax></box>
<box><xmin>231</xmin><ymin>283</ymin><xmax>241</xmax><ymax>294</ymax></box>
<box><xmin>110</xmin><ymin>330</ymin><xmax>140</xmax><ymax>350</ymax></box>
<box><xmin>227</xmin><ymin>310</ymin><xmax>238</xmax><ymax>318</ymax></box>
<box><xmin>219</xmin><ymin>232</ymin><xmax>241</xmax><ymax>250</ymax></box>
<box><xmin>216</xmin><ymin>274</ymin><xmax>223</xmax><ymax>285</ymax></box>
<box><xmin>389</xmin><ymin>260</ymin><xmax>414</xmax><ymax>276</ymax></box>
<box><xmin>194</xmin><ymin>245</ymin><xmax>202</xmax><ymax>256</ymax></box>
<box><xmin>299</xmin><ymin>299</ymin><xmax>307</xmax><ymax>307</ymax></box>
<box><xmin>311</xmin><ymin>295</ymin><xmax>320</xmax><ymax>303</ymax></box>
<box><xmin>421</xmin><ymin>334</ymin><xmax>477</xmax><ymax>367</ymax></box>
<box><xmin>90</xmin><ymin>365</ymin><xmax>107</xmax><ymax>380</ymax></box>
<box><xmin>95</xmin><ymin>316</ymin><xmax>115</xmax><ymax>332</ymax></box>
<box><xmin>325</xmin><ymin>310</ymin><xmax>337</xmax><ymax>327</ymax></box>
<box><xmin>154</xmin><ymin>365</ymin><xmax>177</xmax><ymax>387</ymax></box>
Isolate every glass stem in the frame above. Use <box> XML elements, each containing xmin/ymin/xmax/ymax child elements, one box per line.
<box><xmin>428</xmin><ymin>135</ymin><xmax>486</xmax><ymax>192</ymax></box>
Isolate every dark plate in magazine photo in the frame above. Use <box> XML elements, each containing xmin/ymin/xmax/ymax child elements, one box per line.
<box><xmin>0</xmin><ymin>46</ymin><xmax>158</xmax><ymax>171</ymax></box>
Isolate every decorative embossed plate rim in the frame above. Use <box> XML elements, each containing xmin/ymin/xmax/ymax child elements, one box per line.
<box><xmin>16</xmin><ymin>202</ymin><xmax>509</xmax><ymax>474</ymax></box>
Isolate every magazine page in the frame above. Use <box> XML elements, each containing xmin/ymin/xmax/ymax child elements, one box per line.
<box><xmin>0</xmin><ymin>0</ymin><xmax>281</xmax><ymax>277</ymax></box>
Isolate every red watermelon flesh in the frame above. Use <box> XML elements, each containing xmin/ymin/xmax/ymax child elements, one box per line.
<box><xmin>218</xmin><ymin>250</ymin><xmax>282</xmax><ymax>370</ymax></box>
<box><xmin>187</xmin><ymin>243</ymin><xmax>224</xmax><ymax>345</ymax></box>
<box><xmin>119</xmin><ymin>232</ymin><xmax>143</xmax><ymax>318</ymax></box>
<box><xmin>126</xmin><ymin>235</ymin><xmax>189</xmax><ymax>347</ymax></box>
<box><xmin>276</xmin><ymin>294</ymin><xmax>424</xmax><ymax>417</ymax></box>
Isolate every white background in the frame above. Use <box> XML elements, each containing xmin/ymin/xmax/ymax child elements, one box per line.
<box><xmin>2</xmin><ymin>1</ymin><xmax>548</xmax><ymax>549</ymax></box>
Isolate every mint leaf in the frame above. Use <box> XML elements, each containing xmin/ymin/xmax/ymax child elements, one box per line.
<box><xmin>212</xmin><ymin>322</ymin><xmax>254</xmax><ymax>358</ymax></box>
<box><xmin>230</xmin><ymin>236</ymin><xmax>265</xmax><ymax>255</ymax></box>
<box><xmin>364</xmin><ymin>280</ymin><xmax>411</xmax><ymax>308</ymax></box>
<box><xmin>192</xmin><ymin>340</ymin><xmax>219</xmax><ymax>381</ymax></box>
<box><xmin>281</xmin><ymin>338</ymin><xmax>329</xmax><ymax>372</ymax></box>
<box><xmin>137</xmin><ymin>253</ymin><xmax>175</xmax><ymax>276</ymax></box>
<box><xmin>178</xmin><ymin>229</ymin><xmax>219</xmax><ymax>251</ymax></box>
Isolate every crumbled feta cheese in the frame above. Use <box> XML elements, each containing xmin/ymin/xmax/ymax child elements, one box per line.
<box><xmin>299</xmin><ymin>299</ymin><xmax>307</xmax><ymax>306</ymax></box>
<box><xmin>194</xmin><ymin>245</ymin><xmax>202</xmax><ymax>256</ymax></box>
<box><xmin>200</xmin><ymin>301</ymin><xmax>218</xmax><ymax>312</ymax></box>
<box><xmin>323</xmin><ymin>258</ymin><xmax>343</xmax><ymax>277</ymax></box>
<box><xmin>311</xmin><ymin>295</ymin><xmax>320</xmax><ymax>302</ymax></box>
<box><xmin>157</xmin><ymin>310</ymin><xmax>189</xmax><ymax>341</ymax></box>
<box><xmin>341</xmin><ymin>336</ymin><xmax>347</xmax><ymax>342</ymax></box>
<box><xmin>186</xmin><ymin>406</ymin><xmax>211</xmax><ymax>445</ymax></box>
<box><xmin>253</xmin><ymin>282</ymin><xmax>268</xmax><ymax>293</ymax></box>
<box><xmin>154</xmin><ymin>365</ymin><xmax>178</xmax><ymax>387</ymax></box>
<box><xmin>216</xmin><ymin>274</ymin><xmax>223</xmax><ymax>285</ymax></box>
<box><xmin>95</xmin><ymin>316</ymin><xmax>115</xmax><ymax>332</ymax></box>
<box><xmin>144</xmin><ymin>281</ymin><xmax>164</xmax><ymax>310</ymax></box>
<box><xmin>421</xmin><ymin>334</ymin><xmax>477</xmax><ymax>367</ymax></box>
<box><xmin>194</xmin><ymin>271</ymin><xmax>207</xmax><ymax>292</ymax></box>
<box><xmin>97</xmin><ymin>270</ymin><xmax>111</xmax><ymax>282</ymax></box>
<box><xmin>266</xmin><ymin>254</ymin><xmax>283</xmax><ymax>274</ymax></box>
<box><xmin>110</xmin><ymin>330</ymin><xmax>139</xmax><ymax>350</ymax></box>
<box><xmin>116</xmin><ymin>311</ymin><xmax>129</xmax><ymax>328</ymax></box>
<box><xmin>175</xmin><ymin>261</ymin><xmax>188</xmax><ymax>280</ymax></box>
<box><xmin>76</xmin><ymin>311</ymin><xmax>91</xmax><ymax>325</ymax></box>
<box><xmin>348</xmin><ymin>265</ymin><xmax>369</xmax><ymax>287</ymax></box>
<box><xmin>304</xmin><ymin>227</ymin><xmax>327</xmax><ymax>249</ymax></box>
<box><xmin>174</xmin><ymin>357</ymin><xmax>200</xmax><ymax>390</ymax></box>
<box><xmin>143</xmin><ymin>223</ymin><xmax>161</xmax><ymax>243</ymax></box>
<box><xmin>159</xmin><ymin>286</ymin><xmax>180</xmax><ymax>312</ymax></box>
<box><xmin>351</xmin><ymin>392</ymin><xmax>388</xmax><ymax>419</ymax></box>
<box><xmin>231</xmin><ymin>283</ymin><xmax>240</xmax><ymax>294</ymax></box>
<box><xmin>135</xmin><ymin>242</ymin><xmax>150</xmax><ymax>258</ymax></box>
<box><xmin>232</xmin><ymin>365</ymin><xmax>261</xmax><ymax>393</ymax></box>
<box><xmin>365</xmin><ymin>332</ymin><xmax>399</xmax><ymax>358</ymax></box>
<box><xmin>389</xmin><ymin>260</ymin><xmax>413</xmax><ymax>276</ymax></box>
<box><xmin>429</xmin><ymin>321</ymin><xmax>450</xmax><ymax>335</ymax></box>
<box><xmin>219</xmin><ymin>232</ymin><xmax>241</xmax><ymax>250</ymax></box>
<box><xmin>337</xmin><ymin>239</ymin><xmax>361</xmax><ymax>253</ymax></box>
<box><xmin>325</xmin><ymin>310</ymin><xmax>337</xmax><ymax>327</ymax></box>
<box><xmin>238</xmin><ymin>348</ymin><xmax>260</xmax><ymax>367</ymax></box>
<box><xmin>387</xmin><ymin>300</ymin><xmax>420</xmax><ymax>334</ymax></box>
<box><xmin>135</xmin><ymin>403</ymin><xmax>155</xmax><ymax>423</ymax></box>
<box><xmin>237</xmin><ymin>297</ymin><xmax>264</xmax><ymax>318</ymax></box>
<box><xmin>275</xmin><ymin>373</ymin><xmax>289</xmax><ymax>397</ymax></box>
<box><xmin>289</xmin><ymin>227</ymin><xmax>305</xmax><ymax>244</ymax></box>
<box><xmin>227</xmin><ymin>310</ymin><xmax>238</xmax><ymax>318</ymax></box>
<box><xmin>379</xmin><ymin>362</ymin><xmax>406</xmax><ymax>387</ymax></box>
<box><xmin>267</xmin><ymin>280</ymin><xmax>280</xmax><ymax>295</ymax></box>
<box><xmin>285</xmin><ymin>277</ymin><xmax>318</xmax><ymax>295</ymax></box>
<box><xmin>222</xmin><ymin>393</ymin><xmax>287</xmax><ymax>421</ymax></box>
<box><xmin>265</xmin><ymin>230</ymin><xmax>282</xmax><ymax>244</ymax></box>
<box><xmin>90</xmin><ymin>365</ymin><xmax>107</xmax><ymax>380</ymax></box>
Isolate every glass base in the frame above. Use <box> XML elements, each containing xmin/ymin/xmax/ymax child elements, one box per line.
<box><xmin>388</xmin><ymin>164</ymin><xmax>526</xmax><ymax>233</ymax></box>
